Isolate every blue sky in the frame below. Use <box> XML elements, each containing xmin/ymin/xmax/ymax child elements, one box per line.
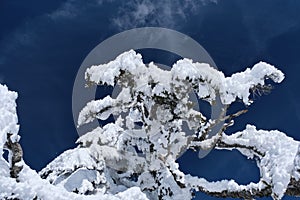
<box><xmin>1</xmin><ymin>0</ymin><xmax>300</xmax><ymax>199</ymax></box>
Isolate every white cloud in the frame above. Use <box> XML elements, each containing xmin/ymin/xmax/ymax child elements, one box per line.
<box><xmin>133</xmin><ymin>2</ymin><xmax>155</xmax><ymax>22</ymax></box>
<box><xmin>0</xmin><ymin>0</ymin><xmax>218</xmax><ymax>64</ymax></box>
<box><xmin>113</xmin><ymin>0</ymin><xmax>218</xmax><ymax>30</ymax></box>
<box><xmin>0</xmin><ymin>0</ymin><xmax>99</xmax><ymax>63</ymax></box>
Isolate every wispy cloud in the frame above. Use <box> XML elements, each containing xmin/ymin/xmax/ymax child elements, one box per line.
<box><xmin>113</xmin><ymin>0</ymin><xmax>218</xmax><ymax>30</ymax></box>
<box><xmin>0</xmin><ymin>0</ymin><xmax>101</xmax><ymax>64</ymax></box>
<box><xmin>48</xmin><ymin>0</ymin><xmax>116</xmax><ymax>20</ymax></box>
<box><xmin>0</xmin><ymin>0</ymin><xmax>218</xmax><ymax>65</ymax></box>
<box><xmin>48</xmin><ymin>0</ymin><xmax>79</xmax><ymax>20</ymax></box>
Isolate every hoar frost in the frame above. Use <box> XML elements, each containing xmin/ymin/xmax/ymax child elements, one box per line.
<box><xmin>0</xmin><ymin>50</ymin><xmax>299</xmax><ymax>200</ymax></box>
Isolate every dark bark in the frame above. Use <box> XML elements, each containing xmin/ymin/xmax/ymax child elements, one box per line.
<box><xmin>5</xmin><ymin>133</ymin><xmax>23</xmax><ymax>179</ymax></box>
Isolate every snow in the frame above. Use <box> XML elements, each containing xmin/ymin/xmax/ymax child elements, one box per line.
<box><xmin>172</xmin><ymin>58</ymin><xmax>284</xmax><ymax>105</ymax></box>
<box><xmin>0</xmin><ymin>84</ymin><xmax>19</xmax><ymax>177</ymax></box>
<box><xmin>78</xmin><ymin>50</ymin><xmax>291</xmax><ymax>199</ymax></box>
<box><xmin>0</xmin><ymin>84</ymin><xmax>19</xmax><ymax>153</ymax></box>
<box><xmin>0</xmin><ymin>83</ymin><xmax>148</xmax><ymax>200</ymax></box>
<box><xmin>182</xmin><ymin>125</ymin><xmax>299</xmax><ymax>200</ymax></box>
<box><xmin>293</xmin><ymin>146</ymin><xmax>300</xmax><ymax>180</ymax></box>
<box><xmin>76</xmin><ymin>124</ymin><xmax>146</xmax><ymax>173</ymax></box>
<box><xmin>222</xmin><ymin>61</ymin><xmax>284</xmax><ymax>105</ymax></box>
<box><xmin>186</xmin><ymin>174</ymin><xmax>263</xmax><ymax>193</ymax></box>
<box><xmin>116</xmin><ymin>187</ymin><xmax>149</xmax><ymax>200</ymax></box>
<box><xmin>85</xmin><ymin>50</ymin><xmax>146</xmax><ymax>86</ymax></box>
<box><xmin>39</xmin><ymin>147</ymin><xmax>105</xmax><ymax>184</ymax></box>
<box><xmin>83</xmin><ymin>50</ymin><xmax>284</xmax><ymax>121</ymax></box>
<box><xmin>172</xmin><ymin>58</ymin><xmax>224</xmax><ymax>102</ymax></box>
<box><xmin>0</xmin><ymin>164</ymin><xmax>148</xmax><ymax>200</ymax></box>
<box><xmin>78</xmin><ymin>96</ymin><xmax>116</xmax><ymax>126</ymax></box>
<box><xmin>220</xmin><ymin>125</ymin><xmax>299</xmax><ymax>199</ymax></box>
<box><xmin>77</xmin><ymin>120</ymin><xmax>124</xmax><ymax>148</ymax></box>
<box><xmin>0</xmin><ymin>51</ymin><xmax>295</xmax><ymax>200</ymax></box>
<box><xmin>0</xmin><ymin>151</ymin><xmax>148</xmax><ymax>200</ymax></box>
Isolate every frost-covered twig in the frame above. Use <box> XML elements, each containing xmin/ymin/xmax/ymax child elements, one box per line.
<box><xmin>169</xmin><ymin>125</ymin><xmax>299</xmax><ymax>200</ymax></box>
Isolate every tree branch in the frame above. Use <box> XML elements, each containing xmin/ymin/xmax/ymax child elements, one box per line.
<box><xmin>5</xmin><ymin>133</ymin><xmax>23</xmax><ymax>179</ymax></box>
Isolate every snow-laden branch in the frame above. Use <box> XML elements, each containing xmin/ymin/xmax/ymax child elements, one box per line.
<box><xmin>183</xmin><ymin>125</ymin><xmax>300</xmax><ymax>200</ymax></box>
<box><xmin>74</xmin><ymin>50</ymin><xmax>295</xmax><ymax>200</ymax></box>
<box><xmin>218</xmin><ymin>125</ymin><xmax>299</xmax><ymax>199</ymax></box>
<box><xmin>85</xmin><ymin>50</ymin><xmax>284</xmax><ymax>106</ymax></box>
<box><xmin>1</xmin><ymin>164</ymin><xmax>148</xmax><ymax>200</ymax></box>
<box><xmin>0</xmin><ymin>50</ymin><xmax>296</xmax><ymax>200</ymax></box>
<box><xmin>0</xmin><ymin>84</ymin><xmax>148</xmax><ymax>200</ymax></box>
<box><xmin>0</xmin><ymin>84</ymin><xmax>22</xmax><ymax>179</ymax></box>
<box><xmin>78</xmin><ymin>88</ymin><xmax>134</xmax><ymax>126</ymax></box>
<box><xmin>0</xmin><ymin>84</ymin><xmax>19</xmax><ymax>154</ymax></box>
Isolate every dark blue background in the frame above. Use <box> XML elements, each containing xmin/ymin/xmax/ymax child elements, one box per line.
<box><xmin>1</xmin><ymin>1</ymin><xmax>299</xmax><ymax>199</ymax></box>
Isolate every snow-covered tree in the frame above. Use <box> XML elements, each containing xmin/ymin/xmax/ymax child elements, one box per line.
<box><xmin>1</xmin><ymin>50</ymin><xmax>300</xmax><ymax>200</ymax></box>
<box><xmin>0</xmin><ymin>82</ymin><xmax>147</xmax><ymax>200</ymax></box>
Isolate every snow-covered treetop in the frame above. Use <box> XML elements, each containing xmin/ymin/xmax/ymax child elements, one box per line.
<box><xmin>74</xmin><ymin>50</ymin><xmax>299</xmax><ymax>200</ymax></box>
<box><xmin>84</xmin><ymin>50</ymin><xmax>284</xmax><ymax>108</ymax></box>
<box><xmin>0</xmin><ymin>50</ymin><xmax>298</xmax><ymax>200</ymax></box>
<box><xmin>0</xmin><ymin>84</ymin><xmax>19</xmax><ymax>153</ymax></box>
<box><xmin>0</xmin><ymin>82</ymin><xmax>148</xmax><ymax>200</ymax></box>
<box><xmin>0</xmin><ymin>84</ymin><xmax>20</xmax><ymax>177</ymax></box>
